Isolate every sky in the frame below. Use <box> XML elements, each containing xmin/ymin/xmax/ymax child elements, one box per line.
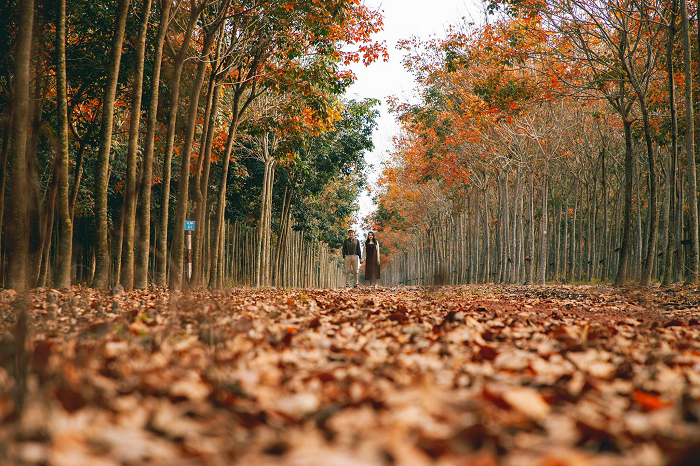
<box><xmin>345</xmin><ymin>0</ymin><xmax>480</xmax><ymax>233</ymax></box>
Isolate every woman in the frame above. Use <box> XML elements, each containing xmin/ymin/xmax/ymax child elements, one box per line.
<box><xmin>364</xmin><ymin>231</ymin><xmax>381</xmax><ymax>287</ymax></box>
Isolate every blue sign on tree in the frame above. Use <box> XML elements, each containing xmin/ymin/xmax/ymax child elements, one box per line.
<box><xmin>185</xmin><ymin>221</ymin><xmax>196</xmax><ymax>231</ymax></box>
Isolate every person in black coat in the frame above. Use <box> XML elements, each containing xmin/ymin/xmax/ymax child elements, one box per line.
<box><xmin>364</xmin><ymin>231</ymin><xmax>380</xmax><ymax>287</ymax></box>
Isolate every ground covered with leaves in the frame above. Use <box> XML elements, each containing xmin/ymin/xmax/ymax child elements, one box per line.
<box><xmin>0</xmin><ymin>285</ymin><xmax>699</xmax><ymax>465</ymax></box>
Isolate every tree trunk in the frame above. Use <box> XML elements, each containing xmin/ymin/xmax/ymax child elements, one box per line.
<box><xmin>54</xmin><ymin>0</ymin><xmax>73</xmax><ymax>289</ymax></box>
<box><xmin>68</xmin><ymin>140</ymin><xmax>85</xmax><ymax>223</ymax></box>
<box><xmin>601</xmin><ymin>147</ymin><xmax>609</xmax><ymax>281</ymax></box>
<box><xmin>0</xmin><ymin>108</ymin><xmax>12</xmax><ymax>272</ymax></box>
<box><xmin>92</xmin><ymin>0</ymin><xmax>130</xmax><ymax>288</ymax></box>
<box><xmin>681</xmin><ymin>0</ymin><xmax>699</xmax><ymax>284</ymax></box>
<box><xmin>539</xmin><ymin>169</ymin><xmax>548</xmax><ymax>285</ymax></box>
<box><xmin>274</xmin><ymin>184</ymin><xmax>293</xmax><ymax>287</ymax></box>
<box><xmin>615</xmin><ymin>119</ymin><xmax>635</xmax><ymax>286</ymax></box>
<box><xmin>134</xmin><ymin>0</ymin><xmax>172</xmax><ymax>290</ymax></box>
<box><xmin>209</xmin><ymin>116</ymin><xmax>239</xmax><ymax>288</ymax></box>
<box><xmin>155</xmin><ymin>5</ymin><xmax>201</xmax><ymax>287</ymax></box>
<box><xmin>38</xmin><ymin>195</ymin><xmax>57</xmax><ymax>288</ymax></box>
<box><xmin>526</xmin><ymin>173</ymin><xmax>534</xmax><ymax>283</ymax></box>
<box><xmin>169</xmin><ymin>25</ymin><xmax>219</xmax><ymax>290</ymax></box>
<box><xmin>567</xmin><ymin>181</ymin><xmax>578</xmax><ymax>283</ymax></box>
<box><xmin>37</xmin><ymin>160</ymin><xmax>59</xmax><ymax>287</ymax></box>
<box><xmin>193</xmin><ymin>82</ymin><xmax>221</xmax><ymax>285</ymax></box>
<box><xmin>28</xmin><ymin>49</ymin><xmax>44</xmax><ymax>288</ymax></box>
<box><xmin>588</xmin><ymin>172</ymin><xmax>598</xmax><ymax>282</ymax></box>
<box><xmin>483</xmin><ymin>187</ymin><xmax>490</xmax><ymax>282</ymax></box>
<box><xmin>6</xmin><ymin>0</ymin><xmax>34</xmax><ymax>291</ymax></box>
<box><xmin>663</xmin><ymin>3</ymin><xmax>679</xmax><ymax>285</ymax></box>
<box><xmin>256</xmin><ymin>149</ymin><xmax>275</xmax><ymax>288</ymax></box>
<box><xmin>120</xmin><ymin>0</ymin><xmax>151</xmax><ymax>290</ymax></box>
<box><xmin>639</xmin><ymin>100</ymin><xmax>657</xmax><ymax>286</ymax></box>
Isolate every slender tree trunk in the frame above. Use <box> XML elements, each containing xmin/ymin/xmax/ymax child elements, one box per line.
<box><xmin>568</xmin><ymin>181</ymin><xmax>578</xmax><ymax>283</ymax></box>
<box><xmin>517</xmin><ymin>181</ymin><xmax>524</xmax><ymax>283</ymax></box>
<box><xmin>601</xmin><ymin>147</ymin><xmax>609</xmax><ymax>281</ymax></box>
<box><xmin>539</xmin><ymin>168</ymin><xmax>548</xmax><ymax>285</ymax></box>
<box><xmin>591</xmin><ymin>174</ymin><xmax>598</xmax><ymax>280</ymax></box>
<box><xmin>554</xmin><ymin>203</ymin><xmax>561</xmax><ymax>282</ymax></box>
<box><xmin>0</xmin><ymin>110</ymin><xmax>12</xmax><ymax>269</ymax></box>
<box><xmin>483</xmin><ymin>187</ymin><xmax>490</xmax><ymax>282</ymax></box>
<box><xmin>155</xmin><ymin>5</ymin><xmax>201</xmax><ymax>287</ymax></box>
<box><xmin>170</xmin><ymin>26</ymin><xmax>219</xmax><ymax>290</ymax></box>
<box><xmin>274</xmin><ymin>184</ymin><xmax>293</xmax><ymax>286</ymax></box>
<box><xmin>55</xmin><ymin>0</ymin><xmax>73</xmax><ymax>288</ymax></box>
<box><xmin>256</xmin><ymin>149</ymin><xmax>275</xmax><ymax>288</ymax></box>
<box><xmin>615</xmin><ymin>119</ymin><xmax>635</xmax><ymax>286</ymax></box>
<box><xmin>192</xmin><ymin>74</ymin><xmax>216</xmax><ymax>285</ymax></box>
<box><xmin>209</xmin><ymin>116</ymin><xmax>239</xmax><ymax>288</ymax></box>
<box><xmin>635</xmin><ymin>158</ymin><xmax>643</xmax><ymax>281</ymax></box>
<box><xmin>193</xmin><ymin>83</ymin><xmax>221</xmax><ymax>285</ymax></box>
<box><xmin>502</xmin><ymin>175</ymin><xmax>508</xmax><ymax>282</ymax></box>
<box><xmin>120</xmin><ymin>0</ymin><xmax>151</xmax><ymax>290</ymax></box>
<box><xmin>113</xmin><ymin>199</ymin><xmax>125</xmax><ymax>285</ymax></box>
<box><xmin>135</xmin><ymin>0</ymin><xmax>172</xmax><ymax>290</ymax></box>
<box><xmin>38</xmin><ymin>195</ymin><xmax>57</xmax><ymax>287</ymax></box>
<box><xmin>6</xmin><ymin>0</ymin><xmax>34</xmax><ymax>290</ymax></box>
<box><xmin>526</xmin><ymin>173</ymin><xmax>534</xmax><ymax>283</ymax></box>
<box><xmin>92</xmin><ymin>0</ymin><xmax>130</xmax><ymax>288</ymax></box>
<box><xmin>681</xmin><ymin>0</ymin><xmax>699</xmax><ymax>284</ymax></box>
<box><xmin>663</xmin><ymin>4</ymin><xmax>679</xmax><ymax>285</ymax></box>
<box><xmin>662</xmin><ymin>155</ymin><xmax>672</xmax><ymax>284</ymax></box>
<box><xmin>28</xmin><ymin>49</ymin><xmax>44</xmax><ymax>288</ymax></box>
<box><xmin>640</xmin><ymin>101</ymin><xmax>657</xmax><ymax>286</ymax></box>
<box><xmin>474</xmin><ymin>190</ymin><xmax>480</xmax><ymax>283</ymax></box>
<box><xmin>68</xmin><ymin>141</ymin><xmax>84</xmax><ymax>223</ymax></box>
<box><xmin>37</xmin><ymin>161</ymin><xmax>59</xmax><ymax>287</ymax></box>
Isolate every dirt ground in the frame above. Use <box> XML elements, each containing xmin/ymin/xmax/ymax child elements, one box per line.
<box><xmin>0</xmin><ymin>284</ymin><xmax>699</xmax><ymax>465</ymax></box>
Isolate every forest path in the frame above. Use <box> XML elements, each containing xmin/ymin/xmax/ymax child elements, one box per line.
<box><xmin>0</xmin><ymin>285</ymin><xmax>699</xmax><ymax>465</ymax></box>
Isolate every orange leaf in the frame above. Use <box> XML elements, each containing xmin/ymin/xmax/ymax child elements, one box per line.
<box><xmin>633</xmin><ymin>391</ymin><xmax>671</xmax><ymax>410</ymax></box>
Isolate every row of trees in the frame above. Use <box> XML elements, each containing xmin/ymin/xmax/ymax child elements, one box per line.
<box><xmin>373</xmin><ymin>0</ymin><xmax>700</xmax><ymax>286</ymax></box>
<box><xmin>1</xmin><ymin>0</ymin><xmax>383</xmax><ymax>291</ymax></box>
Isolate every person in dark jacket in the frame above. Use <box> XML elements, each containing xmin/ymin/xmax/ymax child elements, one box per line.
<box><xmin>364</xmin><ymin>231</ymin><xmax>380</xmax><ymax>287</ymax></box>
<box><xmin>342</xmin><ymin>229</ymin><xmax>362</xmax><ymax>287</ymax></box>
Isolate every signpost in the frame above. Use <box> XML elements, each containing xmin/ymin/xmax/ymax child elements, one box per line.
<box><xmin>185</xmin><ymin>221</ymin><xmax>195</xmax><ymax>281</ymax></box>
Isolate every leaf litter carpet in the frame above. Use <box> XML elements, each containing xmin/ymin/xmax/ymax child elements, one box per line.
<box><xmin>0</xmin><ymin>285</ymin><xmax>699</xmax><ymax>465</ymax></box>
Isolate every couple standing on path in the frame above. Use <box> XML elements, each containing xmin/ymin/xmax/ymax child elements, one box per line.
<box><xmin>342</xmin><ymin>229</ymin><xmax>380</xmax><ymax>287</ymax></box>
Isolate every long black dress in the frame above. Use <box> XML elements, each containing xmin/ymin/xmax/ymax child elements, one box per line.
<box><xmin>364</xmin><ymin>241</ymin><xmax>380</xmax><ymax>280</ymax></box>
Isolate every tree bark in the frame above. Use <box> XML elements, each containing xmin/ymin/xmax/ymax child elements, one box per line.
<box><xmin>135</xmin><ymin>0</ymin><xmax>172</xmax><ymax>290</ymax></box>
<box><xmin>615</xmin><ymin>119</ymin><xmax>635</xmax><ymax>286</ymax></box>
<box><xmin>209</xmin><ymin>116</ymin><xmax>238</xmax><ymax>288</ymax></box>
<box><xmin>54</xmin><ymin>0</ymin><xmax>73</xmax><ymax>289</ymax></box>
<box><xmin>92</xmin><ymin>0</ymin><xmax>130</xmax><ymax>288</ymax></box>
<box><xmin>255</xmin><ymin>144</ymin><xmax>276</xmax><ymax>288</ymax></box>
<box><xmin>0</xmin><ymin>108</ymin><xmax>11</xmax><ymax>270</ymax></box>
<box><xmin>274</xmin><ymin>184</ymin><xmax>294</xmax><ymax>287</ymax></box>
<box><xmin>155</xmin><ymin>4</ymin><xmax>202</xmax><ymax>287</ymax></box>
<box><xmin>526</xmin><ymin>173</ymin><xmax>534</xmax><ymax>284</ymax></box>
<box><xmin>601</xmin><ymin>146</ymin><xmax>609</xmax><ymax>280</ymax></box>
<box><xmin>639</xmin><ymin>99</ymin><xmax>657</xmax><ymax>286</ymax></box>
<box><xmin>169</xmin><ymin>22</ymin><xmax>220</xmax><ymax>290</ymax></box>
<box><xmin>568</xmin><ymin>181</ymin><xmax>577</xmax><ymax>282</ymax></box>
<box><xmin>6</xmin><ymin>0</ymin><xmax>34</xmax><ymax>291</ymax></box>
<box><xmin>486</xmin><ymin>185</ymin><xmax>492</xmax><ymax>282</ymax></box>
<box><xmin>663</xmin><ymin>2</ymin><xmax>679</xmax><ymax>286</ymax></box>
<box><xmin>193</xmin><ymin>81</ymin><xmax>221</xmax><ymax>285</ymax></box>
<box><xmin>681</xmin><ymin>0</ymin><xmax>699</xmax><ymax>284</ymax></box>
<box><xmin>539</xmin><ymin>169</ymin><xmax>548</xmax><ymax>285</ymax></box>
<box><xmin>120</xmin><ymin>0</ymin><xmax>152</xmax><ymax>290</ymax></box>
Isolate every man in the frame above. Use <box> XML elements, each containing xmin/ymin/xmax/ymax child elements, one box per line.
<box><xmin>342</xmin><ymin>229</ymin><xmax>362</xmax><ymax>287</ymax></box>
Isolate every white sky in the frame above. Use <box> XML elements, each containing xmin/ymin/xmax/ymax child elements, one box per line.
<box><xmin>345</xmin><ymin>0</ymin><xmax>480</xmax><ymax>233</ymax></box>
